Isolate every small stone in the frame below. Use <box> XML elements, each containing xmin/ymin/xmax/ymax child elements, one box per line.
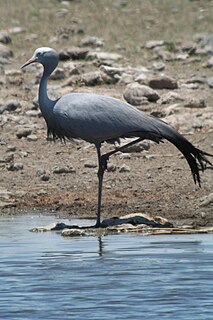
<box><xmin>84</xmin><ymin>161</ymin><xmax>97</xmax><ymax>168</ymax></box>
<box><xmin>8</xmin><ymin>27</ymin><xmax>25</xmax><ymax>34</ymax></box>
<box><xmin>0</xmin><ymin>188</ymin><xmax>12</xmax><ymax>200</ymax></box>
<box><xmin>207</xmin><ymin>77</ymin><xmax>213</xmax><ymax>88</ymax></box>
<box><xmin>86</xmin><ymin>51</ymin><xmax>122</xmax><ymax>62</ymax></box>
<box><xmin>121</xmin><ymin>140</ymin><xmax>150</xmax><ymax>153</ymax></box>
<box><xmin>184</xmin><ymin>98</ymin><xmax>206</xmax><ymax>109</ymax></box>
<box><xmin>7</xmin><ymin>162</ymin><xmax>23</xmax><ymax>171</ymax></box>
<box><xmin>25</xmin><ymin>110</ymin><xmax>40</xmax><ymax>117</ymax></box>
<box><xmin>158</xmin><ymin>92</ymin><xmax>184</xmax><ymax>104</ymax></box>
<box><xmin>148</xmin><ymin>75</ymin><xmax>178</xmax><ymax>89</ymax></box>
<box><xmin>63</xmin><ymin>61</ymin><xmax>80</xmax><ymax>75</ymax></box>
<box><xmin>59</xmin><ymin>47</ymin><xmax>89</xmax><ymax>60</ymax></box>
<box><xmin>0</xmin><ymin>101</ymin><xmax>21</xmax><ymax>114</ymax></box>
<box><xmin>50</xmin><ymin>68</ymin><xmax>66</xmax><ymax>80</ymax></box>
<box><xmin>80</xmin><ymin>36</ymin><xmax>104</xmax><ymax>47</ymax></box>
<box><xmin>0</xmin><ymin>31</ymin><xmax>12</xmax><ymax>44</ymax></box>
<box><xmin>123</xmin><ymin>82</ymin><xmax>160</xmax><ymax>105</ymax></box>
<box><xmin>145</xmin><ymin>40</ymin><xmax>165</xmax><ymax>49</ymax></box>
<box><xmin>200</xmin><ymin>193</ymin><xmax>213</xmax><ymax>207</ymax></box>
<box><xmin>62</xmin><ymin>228</ymin><xmax>86</xmax><ymax>236</ymax></box>
<box><xmin>27</xmin><ymin>134</ymin><xmax>38</xmax><ymax>142</ymax></box>
<box><xmin>81</xmin><ymin>71</ymin><xmax>105</xmax><ymax>86</ymax></box>
<box><xmin>53</xmin><ymin>165</ymin><xmax>76</xmax><ymax>174</ymax></box>
<box><xmin>107</xmin><ymin>163</ymin><xmax>116</xmax><ymax>172</ymax></box>
<box><xmin>6</xmin><ymin>145</ymin><xmax>16</xmax><ymax>152</ymax></box>
<box><xmin>0</xmin><ymin>153</ymin><xmax>14</xmax><ymax>163</ymax></box>
<box><xmin>0</xmin><ymin>43</ymin><xmax>13</xmax><ymax>59</ymax></box>
<box><xmin>152</xmin><ymin>62</ymin><xmax>165</xmax><ymax>71</ymax></box>
<box><xmin>205</xmin><ymin>56</ymin><xmax>213</xmax><ymax>68</ymax></box>
<box><xmin>40</xmin><ymin>174</ymin><xmax>50</xmax><ymax>181</ymax></box>
<box><xmin>16</xmin><ymin>128</ymin><xmax>32</xmax><ymax>139</ymax></box>
<box><xmin>119</xmin><ymin>164</ymin><xmax>130</xmax><ymax>172</ymax></box>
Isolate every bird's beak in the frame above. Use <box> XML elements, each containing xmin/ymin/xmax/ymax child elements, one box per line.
<box><xmin>21</xmin><ymin>56</ymin><xmax>37</xmax><ymax>69</ymax></box>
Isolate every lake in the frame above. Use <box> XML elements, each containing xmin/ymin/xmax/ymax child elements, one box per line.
<box><xmin>0</xmin><ymin>214</ymin><xmax>213</xmax><ymax>320</ymax></box>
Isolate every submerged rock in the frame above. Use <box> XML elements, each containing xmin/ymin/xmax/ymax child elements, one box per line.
<box><xmin>101</xmin><ymin>213</ymin><xmax>174</xmax><ymax>228</ymax></box>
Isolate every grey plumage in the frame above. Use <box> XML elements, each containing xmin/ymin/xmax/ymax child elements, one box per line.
<box><xmin>21</xmin><ymin>47</ymin><xmax>212</xmax><ymax>227</ymax></box>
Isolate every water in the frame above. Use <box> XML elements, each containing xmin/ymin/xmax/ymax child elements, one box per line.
<box><xmin>0</xmin><ymin>214</ymin><xmax>213</xmax><ymax>320</ymax></box>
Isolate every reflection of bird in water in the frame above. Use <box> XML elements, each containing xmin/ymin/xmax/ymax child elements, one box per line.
<box><xmin>21</xmin><ymin>47</ymin><xmax>213</xmax><ymax>227</ymax></box>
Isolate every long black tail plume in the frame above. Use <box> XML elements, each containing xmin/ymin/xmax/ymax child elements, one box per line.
<box><xmin>157</xmin><ymin>121</ymin><xmax>213</xmax><ymax>187</ymax></box>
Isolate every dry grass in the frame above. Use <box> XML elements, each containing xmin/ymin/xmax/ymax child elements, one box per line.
<box><xmin>0</xmin><ymin>0</ymin><xmax>212</xmax><ymax>65</ymax></box>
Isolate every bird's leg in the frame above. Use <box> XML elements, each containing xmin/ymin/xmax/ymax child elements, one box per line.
<box><xmin>95</xmin><ymin>138</ymin><xmax>143</xmax><ymax>227</ymax></box>
<box><xmin>95</xmin><ymin>145</ymin><xmax>109</xmax><ymax>228</ymax></box>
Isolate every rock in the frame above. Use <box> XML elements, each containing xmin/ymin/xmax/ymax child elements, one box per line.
<box><xmin>50</xmin><ymin>68</ymin><xmax>66</xmax><ymax>80</ymax></box>
<box><xmin>53</xmin><ymin>165</ymin><xmax>76</xmax><ymax>174</ymax></box>
<box><xmin>36</xmin><ymin>169</ymin><xmax>50</xmax><ymax>181</ymax></box>
<box><xmin>62</xmin><ymin>228</ymin><xmax>86</xmax><ymax>237</ymax></box>
<box><xmin>121</xmin><ymin>140</ymin><xmax>150</xmax><ymax>153</ymax></box>
<box><xmin>107</xmin><ymin>163</ymin><xmax>117</xmax><ymax>172</ymax></box>
<box><xmin>123</xmin><ymin>82</ymin><xmax>160</xmax><ymax>105</ymax></box>
<box><xmin>63</xmin><ymin>61</ymin><xmax>80</xmax><ymax>75</ymax></box>
<box><xmin>0</xmin><ymin>43</ymin><xmax>13</xmax><ymax>59</ymax></box>
<box><xmin>205</xmin><ymin>56</ymin><xmax>213</xmax><ymax>68</ymax></box>
<box><xmin>152</xmin><ymin>62</ymin><xmax>166</xmax><ymax>71</ymax></box>
<box><xmin>40</xmin><ymin>174</ymin><xmax>50</xmax><ymax>182</ymax></box>
<box><xmin>30</xmin><ymin>222</ymin><xmax>69</xmax><ymax>232</ymax></box>
<box><xmin>86</xmin><ymin>51</ymin><xmax>122</xmax><ymax>62</ymax></box>
<box><xmin>207</xmin><ymin>77</ymin><xmax>213</xmax><ymax>88</ymax></box>
<box><xmin>119</xmin><ymin>164</ymin><xmax>130</xmax><ymax>172</ymax></box>
<box><xmin>0</xmin><ymin>101</ymin><xmax>21</xmax><ymax>114</ymax></box>
<box><xmin>100</xmin><ymin>65</ymin><xmax>125</xmax><ymax>83</ymax></box>
<box><xmin>6</xmin><ymin>145</ymin><xmax>16</xmax><ymax>152</ymax></box>
<box><xmin>180</xmin><ymin>83</ymin><xmax>199</xmax><ymax>90</ymax></box>
<box><xmin>200</xmin><ymin>193</ymin><xmax>213</xmax><ymax>207</ymax></box>
<box><xmin>118</xmin><ymin>73</ymin><xmax>134</xmax><ymax>85</ymax></box>
<box><xmin>0</xmin><ymin>152</ymin><xmax>14</xmax><ymax>163</ymax></box>
<box><xmin>100</xmin><ymin>65</ymin><xmax>125</xmax><ymax>77</ymax></box>
<box><xmin>80</xmin><ymin>36</ymin><xmax>104</xmax><ymax>47</ymax></box>
<box><xmin>16</xmin><ymin>128</ymin><xmax>32</xmax><ymax>139</ymax></box>
<box><xmin>101</xmin><ymin>213</ymin><xmax>174</xmax><ymax>228</ymax></box>
<box><xmin>144</xmin><ymin>40</ymin><xmax>165</xmax><ymax>49</ymax></box>
<box><xmin>84</xmin><ymin>161</ymin><xmax>97</xmax><ymax>168</ymax></box>
<box><xmin>8</xmin><ymin>27</ymin><xmax>25</xmax><ymax>35</ymax></box>
<box><xmin>0</xmin><ymin>188</ymin><xmax>12</xmax><ymax>200</ymax></box>
<box><xmin>174</xmin><ymin>53</ymin><xmax>189</xmax><ymax>61</ymax></box>
<box><xmin>56</xmin><ymin>8</ymin><xmax>69</xmax><ymax>17</ymax></box>
<box><xmin>0</xmin><ymin>31</ymin><xmax>12</xmax><ymax>44</ymax></box>
<box><xmin>134</xmin><ymin>72</ymin><xmax>148</xmax><ymax>84</ymax></box>
<box><xmin>194</xmin><ymin>33</ymin><xmax>213</xmax><ymax>54</ymax></box>
<box><xmin>184</xmin><ymin>98</ymin><xmax>206</xmax><ymax>109</ymax></box>
<box><xmin>25</xmin><ymin>110</ymin><xmax>41</xmax><ymax>117</ymax></box>
<box><xmin>148</xmin><ymin>75</ymin><xmax>178</xmax><ymax>89</ymax></box>
<box><xmin>185</xmin><ymin>76</ymin><xmax>206</xmax><ymax>85</ymax></box>
<box><xmin>158</xmin><ymin>92</ymin><xmax>184</xmax><ymax>104</ymax></box>
<box><xmin>59</xmin><ymin>47</ymin><xmax>89</xmax><ymax>60</ymax></box>
<box><xmin>25</xmin><ymin>33</ymin><xmax>38</xmax><ymax>42</ymax></box>
<box><xmin>27</xmin><ymin>134</ymin><xmax>38</xmax><ymax>142</ymax></box>
<box><xmin>7</xmin><ymin>162</ymin><xmax>23</xmax><ymax>171</ymax></box>
<box><xmin>81</xmin><ymin>71</ymin><xmax>105</xmax><ymax>86</ymax></box>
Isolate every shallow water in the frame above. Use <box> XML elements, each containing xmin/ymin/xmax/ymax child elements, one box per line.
<box><xmin>0</xmin><ymin>214</ymin><xmax>213</xmax><ymax>320</ymax></box>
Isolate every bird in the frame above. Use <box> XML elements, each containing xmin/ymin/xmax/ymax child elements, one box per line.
<box><xmin>21</xmin><ymin>47</ymin><xmax>212</xmax><ymax>227</ymax></box>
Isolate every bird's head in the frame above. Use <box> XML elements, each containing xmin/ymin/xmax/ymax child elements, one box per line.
<box><xmin>21</xmin><ymin>47</ymin><xmax>59</xmax><ymax>72</ymax></box>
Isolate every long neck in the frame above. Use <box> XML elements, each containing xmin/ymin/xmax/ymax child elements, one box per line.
<box><xmin>39</xmin><ymin>68</ymin><xmax>55</xmax><ymax>114</ymax></box>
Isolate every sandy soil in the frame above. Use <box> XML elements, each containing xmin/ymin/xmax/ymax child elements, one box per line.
<box><xmin>0</xmin><ymin>0</ymin><xmax>212</xmax><ymax>227</ymax></box>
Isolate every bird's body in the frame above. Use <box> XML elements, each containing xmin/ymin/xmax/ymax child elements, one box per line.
<box><xmin>22</xmin><ymin>47</ymin><xmax>212</xmax><ymax>227</ymax></box>
<box><xmin>52</xmin><ymin>93</ymin><xmax>164</xmax><ymax>143</ymax></box>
